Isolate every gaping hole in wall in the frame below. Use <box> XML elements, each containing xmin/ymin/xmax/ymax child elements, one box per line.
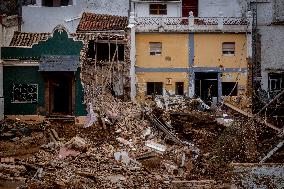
<box><xmin>87</xmin><ymin>41</ymin><xmax>125</xmax><ymax>62</ymax></box>
<box><xmin>222</xmin><ymin>82</ymin><xmax>238</xmax><ymax>96</ymax></box>
<box><xmin>195</xmin><ymin>72</ymin><xmax>218</xmax><ymax>101</ymax></box>
<box><xmin>147</xmin><ymin>82</ymin><xmax>163</xmax><ymax>96</ymax></box>
<box><xmin>175</xmin><ymin>82</ymin><xmax>184</xmax><ymax>95</ymax></box>
<box><xmin>42</xmin><ymin>0</ymin><xmax>72</xmax><ymax>7</ymax></box>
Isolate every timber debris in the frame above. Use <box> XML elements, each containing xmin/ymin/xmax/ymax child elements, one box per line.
<box><xmin>0</xmin><ymin>95</ymin><xmax>283</xmax><ymax>188</ymax></box>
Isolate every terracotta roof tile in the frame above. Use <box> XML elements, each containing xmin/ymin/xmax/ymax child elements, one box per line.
<box><xmin>9</xmin><ymin>31</ymin><xmax>51</xmax><ymax>47</ymax></box>
<box><xmin>77</xmin><ymin>12</ymin><xmax>128</xmax><ymax>32</ymax></box>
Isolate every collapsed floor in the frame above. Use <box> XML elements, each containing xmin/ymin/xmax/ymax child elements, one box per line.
<box><xmin>0</xmin><ymin>95</ymin><xmax>283</xmax><ymax>189</ymax></box>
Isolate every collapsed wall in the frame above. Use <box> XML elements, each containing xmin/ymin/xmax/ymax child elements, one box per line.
<box><xmin>77</xmin><ymin>32</ymin><xmax>131</xmax><ymax>118</ymax></box>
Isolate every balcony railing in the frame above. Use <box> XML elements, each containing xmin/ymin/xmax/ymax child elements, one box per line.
<box><xmin>134</xmin><ymin>13</ymin><xmax>252</xmax><ymax>32</ymax></box>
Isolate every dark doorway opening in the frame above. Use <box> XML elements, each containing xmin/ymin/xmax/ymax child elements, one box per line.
<box><xmin>195</xmin><ymin>72</ymin><xmax>218</xmax><ymax>101</ymax></box>
<box><xmin>175</xmin><ymin>82</ymin><xmax>184</xmax><ymax>95</ymax></box>
<box><xmin>45</xmin><ymin>72</ymin><xmax>74</xmax><ymax>115</ymax></box>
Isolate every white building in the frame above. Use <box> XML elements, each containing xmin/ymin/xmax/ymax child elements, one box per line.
<box><xmin>131</xmin><ymin>0</ymin><xmax>182</xmax><ymax>17</ymax></box>
<box><xmin>251</xmin><ymin>0</ymin><xmax>284</xmax><ymax>97</ymax></box>
<box><xmin>21</xmin><ymin>0</ymin><xmax>130</xmax><ymax>33</ymax></box>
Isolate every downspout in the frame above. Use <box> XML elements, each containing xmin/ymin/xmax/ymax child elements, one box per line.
<box><xmin>0</xmin><ymin>20</ymin><xmax>4</xmax><ymax>120</ymax></box>
<box><xmin>128</xmin><ymin>12</ymin><xmax>136</xmax><ymax>101</ymax></box>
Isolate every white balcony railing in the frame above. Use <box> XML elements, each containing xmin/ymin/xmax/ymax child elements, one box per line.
<box><xmin>134</xmin><ymin>12</ymin><xmax>252</xmax><ymax>33</ymax></box>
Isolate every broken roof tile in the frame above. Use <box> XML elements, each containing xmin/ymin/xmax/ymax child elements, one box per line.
<box><xmin>9</xmin><ymin>31</ymin><xmax>51</xmax><ymax>47</ymax></box>
<box><xmin>77</xmin><ymin>12</ymin><xmax>128</xmax><ymax>32</ymax></box>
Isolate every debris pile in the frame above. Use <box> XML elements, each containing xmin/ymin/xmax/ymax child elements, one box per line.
<box><xmin>0</xmin><ymin>96</ymin><xmax>283</xmax><ymax>188</ymax></box>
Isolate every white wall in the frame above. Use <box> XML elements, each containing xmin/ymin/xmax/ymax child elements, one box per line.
<box><xmin>22</xmin><ymin>0</ymin><xmax>130</xmax><ymax>33</ymax></box>
<box><xmin>256</xmin><ymin>2</ymin><xmax>284</xmax><ymax>91</ymax></box>
<box><xmin>82</xmin><ymin>0</ymin><xmax>129</xmax><ymax>16</ymax></box>
<box><xmin>135</xmin><ymin>2</ymin><xmax>181</xmax><ymax>17</ymax></box>
<box><xmin>22</xmin><ymin>4</ymin><xmax>83</xmax><ymax>33</ymax></box>
<box><xmin>198</xmin><ymin>0</ymin><xmax>242</xmax><ymax>17</ymax></box>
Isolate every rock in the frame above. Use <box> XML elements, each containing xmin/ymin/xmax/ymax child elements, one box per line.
<box><xmin>65</xmin><ymin>136</ymin><xmax>88</xmax><ymax>151</ymax></box>
<box><xmin>58</xmin><ymin>146</ymin><xmax>80</xmax><ymax>159</ymax></box>
<box><xmin>116</xmin><ymin>137</ymin><xmax>133</xmax><ymax>148</ymax></box>
<box><xmin>105</xmin><ymin>174</ymin><xmax>126</xmax><ymax>183</ymax></box>
<box><xmin>0</xmin><ymin>164</ymin><xmax>27</xmax><ymax>176</ymax></box>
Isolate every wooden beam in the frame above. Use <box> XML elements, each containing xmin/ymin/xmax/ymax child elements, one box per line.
<box><xmin>224</xmin><ymin>102</ymin><xmax>253</xmax><ymax>118</ymax></box>
<box><xmin>224</xmin><ymin>102</ymin><xmax>281</xmax><ymax>132</ymax></box>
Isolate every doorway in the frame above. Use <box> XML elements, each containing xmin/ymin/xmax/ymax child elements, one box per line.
<box><xmin>195</xmin><ymin>72</ymin><xmax>218</xmax><ymax>101</ymax></box>
<box><xmin>45</xmin><ymin>72</ymin><xmax>74</xmax><ymax>115</ymax></box>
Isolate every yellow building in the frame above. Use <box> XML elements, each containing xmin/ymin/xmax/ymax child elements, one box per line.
<box><xmin>190</xmin><ymin>33</ymin><xmax>248</xmax><ymax>101</ymax></box>
<box><xmin>135</xmin><ymin>32</ymin><xmax>248</xmax><ymax>102</ymax></box>
<box><xmin>131</xmin><ymin>2</ymin><xmax>251</xmax><ymax>104</ymax></box>
<box><xmin>135</xmin><ymin>33</ymin><xmax>189</xmax><ymax>100</ymax></box>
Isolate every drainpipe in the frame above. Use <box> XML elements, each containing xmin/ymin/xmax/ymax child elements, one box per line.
<box><xmin>128</xmin><ymin>12</ymin><xmax>136</xmax><ymax>101</ymax></box>
<box><xmin>0</xmin><ymin>59</ymin><xmax>3</xmax><ymax>121</ymax></box>
<box><xmin>0</xmin><ymin>19</ymin><xmax>4</xmax><ymax>120</ymax></box>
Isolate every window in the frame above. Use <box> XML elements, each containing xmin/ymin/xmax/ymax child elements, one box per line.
<box><xmin>149</xmin><ymin>4</ymin><xmax>167</xmax><ymax>15</ymax></box>
<box><xmin>22</xmin><ymin>0</ymin><xmax>36</xmax><ymax>5</ymax></box>
<box><xmin>87</xmin><ymin>41</ymin><xmax>125</xmax><ymax>61</ymax></box>
<box><xmin>175</xmin><ymin>82</ymin><xmax>184</xmax><ymax>95</ymax></box>
<box><xmin>222</xmin><ymin>42</ymin><xmax>235</xmax><ymax>55</ymax></box>
<box><xmin>12</xmin><ymin>84</ymin><xmax>38</xmax><ymax>103</ymax></box>
<box><xmin>147</xmin><ymin>82</ymin><xmax>163</xmax><ymax>95</ymax></box>
<box><xmin>149</xmin><ymin>42</ymin><xmax>162</xmax><ymax>56</ymax></box>
<box><xmin>222</xmin><ymin>82</ymin><xmax>238</xmax><ymax>96</ymax></box>
<box><xmin>42</xmin><ymin>0</ymin><xmax>72</xmax><ymax>7</ymax></box>
<box><xmin>269</xmin><ymin>73</ymin><xmax>284</xmax><ymax>92</ymax></box>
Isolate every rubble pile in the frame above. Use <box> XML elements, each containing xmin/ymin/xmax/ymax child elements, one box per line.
<box><xmin>0</xmin><ymin>95</ymin><xmax>282</xmax><ymax>188</ymax></box>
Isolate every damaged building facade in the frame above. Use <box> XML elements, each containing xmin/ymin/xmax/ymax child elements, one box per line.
<box><xmin>0</xmin><ymin>1</ymin><xmax>131</xmax><ymax>123</ymax></box>
<box><xmin>1</xmin><ymin>26</ymin><xmax>87</xmax><ymax>123</ymax></box>
<box><xmin>130</xmin><ymin>0</ymin><xmax>252</xmax><ymax>108</ymax></box>
<box><xmin>75</xmin><ymin>12</ymin><xmax>130</xmax><ymax>108</ymax></box>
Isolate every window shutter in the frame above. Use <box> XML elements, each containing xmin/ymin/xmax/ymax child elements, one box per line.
<box><xmin>222</xmin><ymin>43</ymin><xmax>235</xmax><ymax>51</ymax></box>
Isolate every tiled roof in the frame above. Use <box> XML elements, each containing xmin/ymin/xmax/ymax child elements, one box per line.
<box><xmin>77</xmin><ymin>12</ymin><xmax>128</xmax><ymax>32</ymax></box>
<box><xmin>9</xmin><ymin>31</ymin><xmax>51</xmax><ymax>47</ymax></box>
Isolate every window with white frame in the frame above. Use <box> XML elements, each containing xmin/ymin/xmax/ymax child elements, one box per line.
<box><xmin>149</xmin><ymin>4</ymin><xmax>167</xmax><ymax>15</ymax></box>
<box><xmin>12</xmin><ymin>84</ymin><xmax>38</xmax><ymax>103</ymax></box>
<box><xmin>222</xmin><ymin>42</ymin><xmax>235</xmax><ymax>55</ymax></box>
<box><xmin>149</xmin><ymin>42</ymin><xmax>162</xmax><ymax>55</ymax></box>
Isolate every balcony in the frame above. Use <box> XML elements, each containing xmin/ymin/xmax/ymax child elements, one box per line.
<box><xmin>134</xmin><ymin>12</ymin><xmax>252</xmax><ymax>33</ymax></box>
